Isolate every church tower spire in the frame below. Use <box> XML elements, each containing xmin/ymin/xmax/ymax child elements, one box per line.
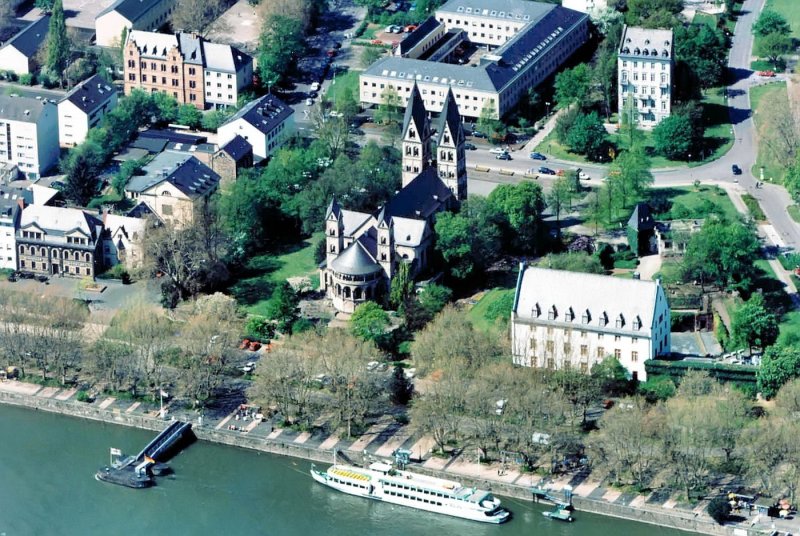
<box><xmin>435</xmin><ymin>88</ymin><xmax>467</xmax><ymax>201</ymax></box>
<box><xmin>401</xmin><ymin>83</ymin><xmax>431</xmax><ymax>187</ymax></box>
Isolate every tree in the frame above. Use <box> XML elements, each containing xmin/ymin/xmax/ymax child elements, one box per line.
<box><xmin>374</xmin><ymin>86</ymin><xmax>403</xmax><ymax>126</ymax></box>
<box><xmin>411</xmin><ymin>306</ymin><xmax>506</xmax><ymax>375</ymax></box>
<box><xmin>0</xmin><ymin>0</ymin><xmax>13</xmax><ymax>27</ymax></box>
<box><xmin>434</xmin><ymin>197</ymin><xmax>501</xmax><ymax>281</ymax></box>
<box><xmin>707</xmin><ymin>497</ymin><xmax>732</xmax><ymax>524</ymax></box>
<box><xmin>264</xmin><ymin>282</ymin><xmax>300</xmax><ymax>334</ymax></box>
<box><xmin>653</xmin><ymin>114</ymin><xmax>694</xmax><ymax>160</ymax></box>
<box><xmin>758</xmin><ymin>344</ymin><xmax>800</xmax><ymax>399</ymax></box>
<box><xmin>609</xmin><ymin>143</ymin><xmax>653</xmax><ymax>208</ymax></box>
<box><xmin>257</xmin><ymin>15</ymin><xmax>305</xmax><ymax>88</ymax></box>
<box><xmin>757</xmin><ymin>31</ymin><xmax>792</xmax><ymax>68</ymax></box>
<box><xmin>170</xmin><ymin>0</ymin><xmax>228</xmax><ymax>34</ymax></box>
<box><xmin>45</xmin><ymin>0</ymin><xmax>70</xmax><ymax>84</ymax></box>
<box><xmin>547</xmin><ymin>177</ymin><xmax>574</xmax><ymax>237</ymax></box>
<box><xmin>753</xmin><ymin>10</ymin><xmax>792</xmax><ymax>37</ymax></box>
<box><xmin>591</xmin><ymin>356</ymin><xmax>631</xmax><ymax>395</ymax></box>
<box><xmin>313</xmin><ymin>113</ymin><xmax>350</xmax><ymax>159</ymax></box>
<box><xmin>176</xmin><ymin>104</ymin><xmax>202</xmax><ymax>129</ymax></box>
<box><xmin>554</xmin><ymin>64</ymin><xmax>594</xmax><ymax>110</ymax></box>
<box><xmin>487</xmin><ymin>182</ymin><xmax>546</xmax><ymax>253</ymax></box>
<box><xmin>360</xmin><ymin>46</ymin><xmax>384</xmax><ymax>68</ymax></box>
<box><xmin>565</xmin><ymin>111</ymin><xmax>608</xmax><ymax>161</ymax></box>
<box><xmin>732</xmin><ymin>294</ymin><xmax>779</xmax><ymax>353</ymax></box>
<box><xmin>682</xmin><ymin>218</ymin><xmax>759</xmax><ymax>290</ymax></box>
<box><xmin>112</xmin><ymin>159</ymin><xmax>144</xmax><ymax>196</ymax></box>
<box><xmin>61</xmin><ymin>142</ymin><xmax>104</xmax><ymax>205</ymax></box>
<box><xmin>350</xmin><ymin>301</ymin><xmax>390</xmax><ymax>345</ymax></box>
<box><xmin>410</xmin><ymin>367</ymin><xmax>468</xmax><ymax>454</ymax></box>
<box><xmin>389</xmin><ymin>261</ymin><xmax>414</xmax><ymax>309</ymax></box>
<box><xmin>625</xmin><ymin>0</ymin><xmax>682</xmax><ymax>26</ymax></box>
<box><xmin>673</xmin><ymin>25</ymin><xmax>728</xmax><ymax>92</ymax></box>
<box><xmin>34</xmin><ymin>0</ymin><xmax>54</xmax><ymax>9</ymax></box>
<box><xmin>388</xmin><ymin>364</ymin><xmax>413</xmax><ymax>405</ymax></box>
<box><xmin>536</xmin><ymin>252</ymin><xmax>605</xmax><ymax>274</ymax></box>
<box><xmin>417</xmin><ymin>284</ymin><xmax>452</xmax><ymax>317</ymax></box>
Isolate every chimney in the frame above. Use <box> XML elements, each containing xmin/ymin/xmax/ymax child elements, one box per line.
<box><xmin>16</xmin><ymin>197</ymin><xmax>25</xmax><ymax>210</ymax></box>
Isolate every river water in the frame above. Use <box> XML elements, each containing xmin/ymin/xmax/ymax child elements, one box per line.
<box><xmin>0</xmin><ymin>405</ymin><xmax>690</xmax><ymax>536</ymax></box>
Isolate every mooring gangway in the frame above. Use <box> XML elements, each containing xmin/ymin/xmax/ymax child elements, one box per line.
<box><xmin>135</xmin><ymin>421</ymin><xmax>193</xmax><ymax>463</ymax></box>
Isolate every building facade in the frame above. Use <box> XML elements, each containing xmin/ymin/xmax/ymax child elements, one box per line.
<box><xmin>321</xmin><ymin>85</ymin><xmax>462</xmax><ymax>313</ymax></box>
<box><xmin>58</xmin><ymin>75</ymin><xmax>118</xmax><ymax>147</ymax></box>
<box><xmin>617</xmin><ymin>26</ymin><xmax>673</xmax><ymax>129</ymax></box>
<box><xmin>561</xmin><ymin>0</ymin><xmax>608</xmax><ymax>14</ymax></box>
<box><xmin>217</xmin><ymin>94</ymin><xmax>294</xmax><ymax>160</ymax></box>
<box><xmin>0</xmin><ymin>95</ymin><xmax>60</xmax><ymax>180</ymax></box>
<box><xmin>203</xmin><ymin>42</ymin><xmax>253</xmax><ymax>109</ymax></box>
<box><xmin>17</xmin><ymin>205</ymin><xmax>104</xmax><ymax>278</ymax></box>
<box><xmin>360</xmin><ymin>0</ymin><xmax>590</xmax><ymax>119</ymax></box>
<box><xmin>95</xmin><ymin>0</ymin><xmax>177</xmax><ymax>47</ymax></box>
<box><xmin>102</xmin><ymin>212</ymin><xmax>145</xmax><ymax>270</ymax></box>
<box><xmin>511</xmin><ymin>265</ymin><xmax>671</xmax><ymax>381</ymax></box>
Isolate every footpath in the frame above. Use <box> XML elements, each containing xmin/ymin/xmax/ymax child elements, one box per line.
<box><xmin>0</xmin><ymin>379</ymin><xmax>790</xmax><ymax>536</ymax></box>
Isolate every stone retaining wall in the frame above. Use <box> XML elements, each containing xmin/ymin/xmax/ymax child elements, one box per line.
<box><xmin>0</xmin><ymin>391</ymin><xmax>759</xmax><ymax>535</ymax></box>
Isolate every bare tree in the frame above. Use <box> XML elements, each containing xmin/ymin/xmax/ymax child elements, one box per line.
<box><xmin>171</xmin><ymin>0</ymin><xmax>231</xmax><ymax>35</ymax></box>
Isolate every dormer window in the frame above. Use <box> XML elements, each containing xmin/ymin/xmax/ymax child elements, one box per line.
<box><xmin>581</xmin><ymin>310</ymin><xmax>591</xmax><ymax>324</ymax></box>
<box><xmin>548</xmin><ymin>305</ymin><xmax>557</xmax><ymax>321</ymax></box>
<box><xmin>633</xmin><ymin>316</ymin><xmax>642</xmax><ymax>330</ymax></box>
<box><xmin>599</xmin><ymin>312</ymin><xmax>608</xmax><ymax>327</ymax></box>
<box><xmin>615</xmin><ymin>314</ymin><xmax>625</xmax><ymax>329</ymax></box>
<box><xmin>532</xmin><ymin>303</ymin><xmax>541</xmax><ymax>318</ymax></box>
<box><xmin>409</xmin><ymin>128</ymin><xmax>416</xmax><ymax>139</ymax></box>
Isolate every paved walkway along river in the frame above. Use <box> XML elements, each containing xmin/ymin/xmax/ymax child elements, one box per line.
<box><xmin>1</xmin><ymin>379</ymin><xmax>793</xmax><ymax>535</ymax></box>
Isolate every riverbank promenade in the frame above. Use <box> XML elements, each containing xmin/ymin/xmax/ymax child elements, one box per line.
<box><xmin>0</xmin><ymin>378</ymin><xmax>793</xmax><ymax>536</ymax></box>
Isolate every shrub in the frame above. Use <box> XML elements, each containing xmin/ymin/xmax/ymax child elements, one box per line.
<box><xmin>639</xmin><ymin>377</ymin><xmax>676</xmax><ymax>402</ymax></box>
<box><xmin>246</xmin><ymin>315</ymin><xmax>276</xmax><ymax>340</ymax></box>
<box><xmin>76</xmin><ymin>390</ymin><xmax>93</xmax><ymax>403</ymax></box>
<box><xmin>18</xmin><ymin>73</ymin><xmax>34</xmax><ymax>86</ymax></box>
<box><xmin>707</xmin><ymin>497</ymin><xmax>731</xmax><ymax>524</ymax></box>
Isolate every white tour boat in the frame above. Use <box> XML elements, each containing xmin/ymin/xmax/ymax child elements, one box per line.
<box><xmin>310</xmin><ymin>460</ymin><xmax>510</xmax><ymax>524</ymax></box>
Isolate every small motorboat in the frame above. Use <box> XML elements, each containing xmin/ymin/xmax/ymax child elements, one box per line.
<box><xmin>543</xmin><ymin>507</ymin><xmax>574</xmax><ymax>522</ymax></box>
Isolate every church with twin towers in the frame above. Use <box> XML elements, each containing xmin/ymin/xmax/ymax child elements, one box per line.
<box><xmin>320</xmin><ymin>83</ymin><xmax>467</xmax><ymax>313</ymax></box>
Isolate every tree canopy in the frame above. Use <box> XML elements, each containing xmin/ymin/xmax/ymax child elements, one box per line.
<box><xmin>682</xmin><ymin>218</ymin><xmax>759</xmax><ymax>290</ymax></box>
<box><xmin>731</xmin><ymin>293</ymin><xmax>779</xmax><ymax>353</ymax></box>
<box><xmin>758</xmin><ymin>344</ymin><xmax>800</xmax><ymax>399</ymax></box>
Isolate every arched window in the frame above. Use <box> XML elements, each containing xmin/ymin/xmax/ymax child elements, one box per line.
<box><xmin>335</xmin><ymin>284</ymin><xmax>341</xmax><ymax>296</ymax></box>
<box><xmin>343</xmin><ymin>287</ymin><xmax>351</xmax><ymax>299</ymax></box>
<box><xmin>85</xmin><ymin>253</ymin><xmax>91</xmax><ymax>262</ymax></box>
<box><xmin>40</xmin><ymin>247</ymin><xmax>46</xmax><ymax>256</ymax></box>
<box><xmin>354</xmin><ymin>287</ymin><xmax>362</xmax><ymax>300</ymax></box>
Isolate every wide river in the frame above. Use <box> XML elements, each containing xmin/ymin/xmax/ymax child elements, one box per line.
<box><xmin>0</xmin><ymin>405</ymin><xmax>691</xmax><ymax>536</ymax></box>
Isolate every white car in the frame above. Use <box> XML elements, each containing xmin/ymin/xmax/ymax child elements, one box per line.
<box><xmin>310</xmin><ymin>82</ymin><xmax>320</xmax><ymax>91</ymax></box>
<box><xmin>489</xmin><ymin>147</ymin><xmax>508</xmax><ymax>154</ymax></box>
<box><xmin>578</xmin><ymin>171</ymin><xmax>590</xmax><ymax>180</ymax></box>
<box><xmin>305</xmin><ymin>98</ymin><xmax>313</xmax><ymax>106</ymax></box>
<box><xmin>329</xmin><ymin>110</ymin><xmax>343</xmax><ymax>118</ymax></box>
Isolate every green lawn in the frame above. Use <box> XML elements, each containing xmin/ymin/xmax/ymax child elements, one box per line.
<box><xmin>653</xmin><ymin>258</ymin><xmax>682</xmax><ymax>286</ymax></box>
<box><xmin>788</xmin><ymin>205</ymin><xmax>800</xmax><ymax>223</ymax></box>
<box><xmin>692</xmin><ymin>11</ymin><xmax>718</xmax><ymax>28</ymax></box>
<box><xmin>741</xmin><ymin>193</ymin><xmax>766</xmax><ymax>220</ymax></box>
<box><xmin>648</xmin><ymin>185</ymin><xmax>740</xmax><ymax>222</ymax></box>
<box><xmin>468</xmin><ymin>288</ymin><xmax>515</xmax><ymax>333</ymax></box>
<box><xmin>536</xmin><ymin>88</ymin><xmax>733</xmax><ymax>170</ymax></box>
<box><xmin>325</xmin><ymin>70</ymin><xmax>360</xmax><ymax>106</ymax></box>
<box><xmin>228</xmin><ymin>233</ymin><xmax>323</xmax><ymax>316</ymax></box>
<box><xmin>765</xmin><ymin>0</ymin><xmax>800</xmax><ymax>39</ymax></box>
<box><xmin>750</xmin><ymin>60</ymin><xmax>774</xmax><ymax>72</ymax></box>
<box><xmin>750</xmin><ymin>82</ymin><xmax>789</xmax><ymax>184</ymax></box>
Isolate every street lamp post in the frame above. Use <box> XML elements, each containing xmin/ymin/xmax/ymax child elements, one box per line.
<box><xmin>545</xmin><ymin>101</ymin><xmax>551</xmax><ymax>117</ymax></box>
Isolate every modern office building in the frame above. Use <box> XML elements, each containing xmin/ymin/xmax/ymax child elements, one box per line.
<box><xmin>360</xmin><ymin>0</ymin><xmax>590</xmax><ymax>119</ymax></box>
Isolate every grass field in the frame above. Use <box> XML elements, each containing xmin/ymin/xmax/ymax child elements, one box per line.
<box><xmin>325</xmin><ymin>70</ymin><xmax>361</xmax><ymax>106</ymax></box>
<box><xmin>788</xmin><ymin>205</ymin><xmax>800</xmax><ymax>223</ymax></box>
<box><xmin>692</xmin><ymin>11</ymin><xmax>718</xmax><ymax>28</ymax></box>
<box><xmin>536</xmin><ymin>88</ymin><xmax>733</xmax><ymax>170</ymax></box>
<box><xmin>648</xmin><ymin>185</ymin><xmax>740</xmax><ymax>222</ymax></box>
<box><xmin>750</xmin><ymin>81</ymin><xmax>789</xmax><ymax>184</ymax></box>
<box><xmin>468</xmin><ymin>288</ymin><xmax>515</xmax><ymax>333</ymax></box>
<box><xmin>228</xmin><ymin>233</ymin><xmax>323</xmax><ymax>316</ymax></box>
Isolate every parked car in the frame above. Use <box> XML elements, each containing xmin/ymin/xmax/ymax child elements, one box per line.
<box><xmin>19</xmin><ymin>272</ymin><xmax>35</xmax><ymax>279</ymax></box>
<box><xmin>305</xmin><ymin>98</ymin><xmax>314</xmax><ymax>106</ymax></box>
<box><xmin>471</xmin><ymin>130</ymin><xmax>487</xmax><ymax>138</ymax></box>
<box><xmin>405</xmin><ymin>25</ymin><xmax>417</xmax><ymax>33</ymax></box>
<box><xmin>310</xmin><ymin>82</ymin><xmax>320</xmax><ymax>91</ymax></box>
<box><xmin>489</xmin><ymin>147</ymin><xmax>508</xmax><ymax>154</ymax></box>
<box><xmin>329</xmin><ymin>110</ymin><xmax>343</xmax><ymax>118</ymax></box>
<box><xmin>529</xmin><ymin>152</ymin><xmax>546</xmax><ymax>160</ymax></box>
<box><xmin>464</xmin><ymin>142</ymin><xmax>477</xmax><ymax>150</ymax></box>
<box><xmin>370</xmin><ymin>39</ymin><xmax>383</xmax><ymax>45</ymax></box>
<box><xmin>578</xmin><ymin>170</ymin><xmax>590</xmax><ymax>180</ymax></box>
<box><xmin>758</xmin><ymin>70</ymin><xmax>775</xmax><ymax>77</ymax></box>
<box><xmin>538</xmin><ymin>166</ymin><xmax>556</xmax><ymax>175</ymax></box>
<box><xmin>496</xmin><ymin>153</ymin><xmax>512</xmax><ymax>160</ymax></box>
<box><xmin>732</xmin><ymin>164</ymin><xmax>742</xmax><ymax>175</ymax></box>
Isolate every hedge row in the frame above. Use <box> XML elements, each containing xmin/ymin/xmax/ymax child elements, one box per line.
<box><xmin>645</xmin><ymin>359</ymin><xmax>757</xmax><ymax>387</ymax></box>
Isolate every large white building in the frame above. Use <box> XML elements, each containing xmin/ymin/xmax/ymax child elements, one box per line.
<box><xmin>95</xmin><ymin>0</ymin><xmax>177</xmax><ymax>47</ymax></box>
<box><xmin>58</xmin><ymin>75</ymin><xmax>118</xmax><ymax>147</ymax></box>
<box><xmin>360</xmin><ymin>0</ymin><xmax>590</xmax><ymax>119</ymax></box>
<box><xmin>617</xmin><ymin>26</ymin><xmax>673</xmax><ymax>129</ymax></box>
<box><xmin>217</xmin><ymin>94</ymin><xmax>294</xmax><ymax>160</ymax></box>
<box><xmin>510</xmin><ymin>266</ymin><xmax>671</xmax><ymax>381</ymax></box>
<box><xmin>203</xmin><ymin>42</ymin><xmax>253</xmax><ymax>109</ymax></box>
<box><xmin>0</xmin><ymin>95</ymin><xmax>60</xmax><ymax>180</ymax></box>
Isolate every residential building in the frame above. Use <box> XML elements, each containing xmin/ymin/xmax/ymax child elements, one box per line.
<box><xmin>123</xmin><ymin>31</ymin><xmax>253</xmax><ymax>110</ymax></box>
<box><xmin>95</xmin><ymin>0</ymin><xmax>177</xmax><ymax>47</ymax></box>
<box><xmin>203</xmin><ymin>42</ymin><xmax>253</xmax><ymax>109</ymax></box>
<box><xmin>124</xmin><ymin>30</ymin><xmax>205</xmax><ymax>109</ymax></box>
<box><xmin>511</xmin><ymin>265</ymin><xmax>671</xmax><ymax>381</ymax></box>
<box><xmin>320</xmin><ymin>85</ymin><xmax>462</xmax><ymax>313</ymax></box>
<box><xmin>124</xmin><ymin>151</ymin><xmax>220</xmax><ymax>226</ymax></box>
<box><xmin>217</xmin><ymin>94</ymin><xmax>294</xmax><ymax>160</ymax></box>
<box><xmin>16</xmin><ymin>205</ymin><xmax>104</xmax><ymax>278</ymax></box>
<box><xmin>394</xmin><ymin>17</ymin><xmax>447</xmax><ymax>59</ymax></box>
<box><xmin>360</xmin><ymin>0</ymin><xmax>589</xmax><ymax>119</ymax></box>
<box><xmin>101</xmin><ymin>212</ymin><xmax>146</xmax><ymax>270</ymax></box>
<box><xmin>0</xmin><ymin>185</ymin><xmax>61</xmax><ymax>270</ymax></box>
<box><xmin>561</xmin><ymin>0</ymin><xmax>607</xmax><ymax>14</ymax></box>
<box><xmin>57</xmin><ymin>75</ymin><xmax>118</xmax><ymax>147</ymax></box>
<box><xmin>0</xmin><ymin>16</ymin><xmax>50</xmax><ymax>76</ymax></box>
<box><xmin>618</xmin><ymin>25</ymin><xmax>673</xmax><ymax>129</ymax></box>
<box><xmin>0</xmin><ymin>95</ymin><xmax>60</xmax><ymax>180</ymax></box>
